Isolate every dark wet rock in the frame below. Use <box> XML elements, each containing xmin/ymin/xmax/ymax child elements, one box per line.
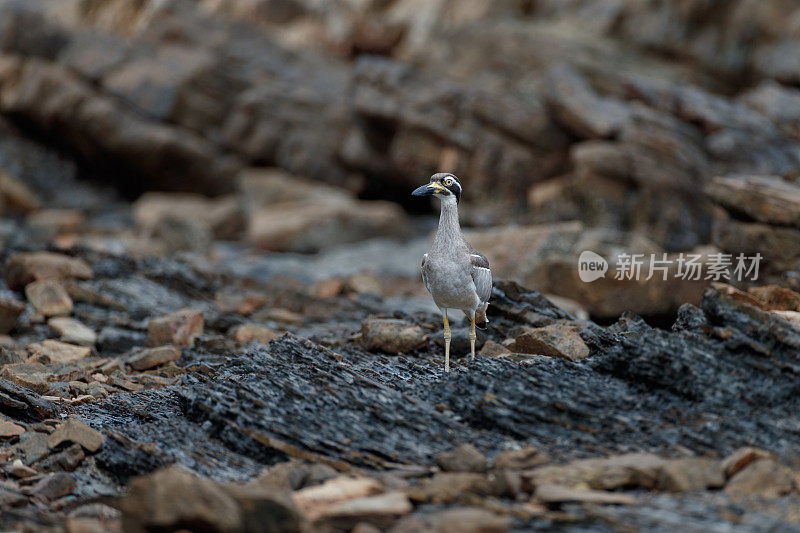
<box><xmin>127</xmin><ymin>345</ymin><xmax>182</xmax><ymax>371</ymax></box>
<box><xmin>147</xmin><ymin>308</ymin><xmax>204</xmax><ymax>347</ymax></box>
<box><xmin>0</xmin><ymin>296</ymin><xmax>25</xmax><ymax>333</ymax></box>
<box><xmin>97</xmin><ymin>326</ymin><xmax>146</xmax><ymax>355</ymax></box>
<box><xmin>433</xmin><ymin>326</ymin><xmax>487</xmax><ymax>355</ymax></box>
<box><xmin>0</xmin><ymin>378</ymin><xmax>56</xmax><ymax>421</ymax></box>
<box><xmin>0</xmin><ymin>346</ymin><xmax>23</xmax><ymax>365</ymax></box>
<box><xmin>24</xmin><ymin>280</ymin><xmax>73</xmax><ymax>316</ymax></box>
<box><xmin>435</xmin><ymin>443</ymin><xmax>487</xmax><ymax>473</ymax></box>
<box><xmin>4</xmin><ymin>251</ymin><xmax>93</xmax><ymax>291</ymax></box>
<box><xmin>47</xmin><ymin>418</ymin><xmax>105</xmax><ymax>453</ymax></box>
<box><xmin>360</xmin><ymin>318</ymin><xmax>425</xmax><ymax>354</ymax></box>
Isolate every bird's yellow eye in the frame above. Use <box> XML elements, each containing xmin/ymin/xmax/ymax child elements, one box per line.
<box><xmin>443</xmin><ymin>177</ymin><xmax>454</xmax><ymax>186</ymax></box>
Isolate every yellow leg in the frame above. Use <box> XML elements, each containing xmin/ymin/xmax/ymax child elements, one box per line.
<box><xmin>469</xmin><ymin>315</ymin><xmax>476</xmax><ymax>361</ymax></box>
<box><xmin>443</xmin><ymin>314</ymin><xmax>451</xmax><ymax>372</ymax></box>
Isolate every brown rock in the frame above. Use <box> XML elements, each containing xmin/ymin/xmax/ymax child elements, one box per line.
<box><xmin>0</xmin><ymin>419</ymin><xmax>25</xmax><ymax>437</ymax></box>
<box><xmin>5</xmin><ymin>251</ymin><xmax>93</xmax><ymax>291</ymax></box>
<box><xmin>390</xmin><ymin>507</ymin><xmax>511</xmax><ymax>533</ymax></box>
<box><xmin>478</xmin><ymin>340</ymin><xmax>512</xmax><ymax>357</ymax></box>
<box><xmin>534</xmin><ymin>483</ymin><xmax>636</xmax><ymax>505</ymax></box>
<box><xmin>26</xmin><ymin>209</ymin><xmax>84</xmax><ymax>234</ymax></box>
<box><xmin>0</xmin><ymin>297</ymin><xmax>25</xmax><ymax>334</ymax></box>
<box><xmin>748</xmin><ymin>285</ymin><xmax>800</xmax><ymax>312</ymax></box>
<box><xmin>346</xmin><ymin>273</ymin><xmax>382</xmax><ymax>296</ymax></box>
<box><xmin>29</xmin><ymin>472</ymin><xmax>76</xmax><ymax>501</ymax></box>
<box><xmin>151</xmin><ymin>215</ymin><xmax>212</xmax><ymax>254</ymax></box>
<box><xmin>773</xmin><ymin>310</ymin><xmax>800</xmax><ymax>329</ymax></box>
<box><xmin>493</xmin><ymin>447</ymin><xmax>549</xmax><ymax>470</ymax></box>
<box><xmin>721</xmin><ymin>447</ymin><xmax>774</xmax><ymax>478</ymax></box>
<box><xmin>127</xmin><ymin>346</ymin><xmax>182</xmax><ymax>371</ymax></box>
<box><xmin>120</xmin><ymin>466</ymin><xmax>242</xmax><ymax>533</ymax></box>
<box><xmin>7</xmin><ymin>459</ymin><xmax>36</xmax><ymax>478</ymax></box>
<box><xmin>293</xmin><ymin>477</ymin><xmax>383</xmax><ymax>510</ymax></box>
<box><xmin>435</xmin><ymin>443</ymin><xmax>488</xmax><ymax>473</ymax></box>
<box><xmin>316</xmin><ymin>491</ymin><xmax>412</xmax><ymax>529</ymax></box>
<box><xmin>507</xmin><ymin>323</ymin><xmax>589</xmax><ymax>361</ymax></box>
<box><xmin>38</xmin><ymin>443</ymin><xmax>86</xmax><ymax>472</ymax></box>
<box><xmin>262</xmin><ymin>308</ymin><xmax>304</xmax><ymax>324</ymax></box>
<box><xmin>65</xmin><ymin>517</ymin><xmax>108</xmax><ymax>533</ymax></box>
<box><xmin>133</xmin><ymin>192</ymin><xmax>243</xmax><ymax>240</ymax></box>
<box><xmin>360</xmin><ymin>318</ymin><xmax>425</xmax><ymax>354</ymax></box>
<box><xmin>0</xmin><ymin>169</ymin><xmax>39</xmax><ymax>212</ymax></box>
<box><xmin>707</xmin><ymin>174</ymin><xmax>800</xmax><ymax>228</ymax></box>
<box><xmin>724</xmin><ymin>458</ymin><xmax>794</xmax><ymax>498</ymax></box>
<box><xmin>1</xmin><ymin>363</ymin><xmax>50</xmax><ymax>393</ymax></box>
<box><xmin>222</xmin><ymin>483</ymin><xmax>302</xmax><ymax>533</ymax></box>
<box><xmin>237</xmin><ymin>168</ymin><xmax>352</xmax><ymax>215</ymax></box>
<box><xmin>47</xmin><ymin>418</ymin><xmax>105</xmax><ymax>453</ymax></box>
<box><xmin>25</xmin><ymin>280</ymin><xmax>73</xmax><ymax>316</ymax></box>
<box><xmin>522</xmin><ymin>453</ymin><xmax>668</xmax><ymax>493</ymax></box>
<box><xmin>657</xmin><ymin>457</ymin><xmax>725</xmax><ymax>493</ymax></box>
<box><xmin>232</xmin><ymin>324</ymin><xmax>282</xmax><ymax>344</ymax></box>
<box><xmin>253</xmin><ymin>460</ymin><xmax>310</xmax><ymax>491</ymax></box>
<box><xmin>47</xmin><ymin>317</ymin><xmax>97</xmax><ymax>346</ymax></box>
<box><xmin>246</xmin><ymin>199</ymin><xmax>408</xmax><ymax>253</ymax></box>
<box><xmin>28</xmin><ymin>340</ymin><xmax>91</xmax><ymax>364</ymax></box>
<box><xmin>20</xmin><ymin>435</ymin><xmax>50</xmax><ymax>467</ymax></box>
<box><xmin>406</xmin><ymin>473</ymin><xmax>493</xmax><ymax>504</ymax></box>
<box><xmin>147</xmin><ymin>308</ymin><xmax>204</xmax><ymax>347</ymax></box>
<box><xmin>215</xmin><ymin>289</ymin><xmax>267</xmax><ymax>315</ymax></box>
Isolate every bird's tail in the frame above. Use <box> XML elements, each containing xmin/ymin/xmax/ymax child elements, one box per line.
<box><xmin>475</xmin><ymin>304</ymin><xmax>489</xmax><ymax>330</ymax></box>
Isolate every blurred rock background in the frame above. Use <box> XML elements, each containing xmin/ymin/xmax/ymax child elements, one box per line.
<box><xmin>3</xmin><ymin>0</ymin><xmax>800</xmax><ymax>320</ymax></box>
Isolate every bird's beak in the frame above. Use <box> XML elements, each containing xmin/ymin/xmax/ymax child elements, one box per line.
<box><xmin>412</xmin><ymin>182</ymin><xmax>445</xmax><ymax>196</ymax></box>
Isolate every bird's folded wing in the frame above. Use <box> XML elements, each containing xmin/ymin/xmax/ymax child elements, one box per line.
<box><xmin>421</xmin><ymin>253</ymin><xmax>431</xmax><ymax>293</ymax></box>
<box><xmin>470</xmin><ymin>253</ymin><xmax>492</xmax><ymax>304</ymax></box>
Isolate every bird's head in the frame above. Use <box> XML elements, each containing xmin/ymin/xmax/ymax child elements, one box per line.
<box><xmin>411</xmin><ymin>173</ymin><xmax>462</xmax><ymax>204</ymax></box>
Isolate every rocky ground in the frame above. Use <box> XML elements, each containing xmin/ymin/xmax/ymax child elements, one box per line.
<box><xmin>3</xmin><ymin>1</ymin><xmax>800</xmax><ymax>532</ymax></box>
<box><xmin>0</xmin><ymin>173</ymin><xmax>799</xmax><ymax>532</ymax></box>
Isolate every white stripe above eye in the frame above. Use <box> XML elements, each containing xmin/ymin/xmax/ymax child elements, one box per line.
<box><xmin>474</xmin><ymin>266</ymin><xmax>491</xmax><ymax>271</ymax></box>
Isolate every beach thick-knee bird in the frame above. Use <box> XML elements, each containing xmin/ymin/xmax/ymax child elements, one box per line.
<box><xmin>412</xmin><ymin>173</ymin><xmax>492</xmax><ymax>372</ymax></box>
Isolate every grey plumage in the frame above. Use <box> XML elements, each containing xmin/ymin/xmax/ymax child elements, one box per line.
<box><xmin>413</xmin><ymin>173</ymin><xmax>492</xmax><ymax>371</ymax></box>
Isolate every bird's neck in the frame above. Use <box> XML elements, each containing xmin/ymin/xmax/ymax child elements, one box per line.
<box><xmin>433</xmin><ymin>197</ymin><xmax>461</xmax><ymax>247</ymax></box>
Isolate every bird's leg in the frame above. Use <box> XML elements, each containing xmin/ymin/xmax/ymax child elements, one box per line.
<box><xmin>443</xmin><ymin>314</ymin><xmax>451</xmax><ymax>372</ymax></box>
<box><xmin>469</xmin><ymin>314</ymin><xmax>476</xmax><ymax>361</ymax></box>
